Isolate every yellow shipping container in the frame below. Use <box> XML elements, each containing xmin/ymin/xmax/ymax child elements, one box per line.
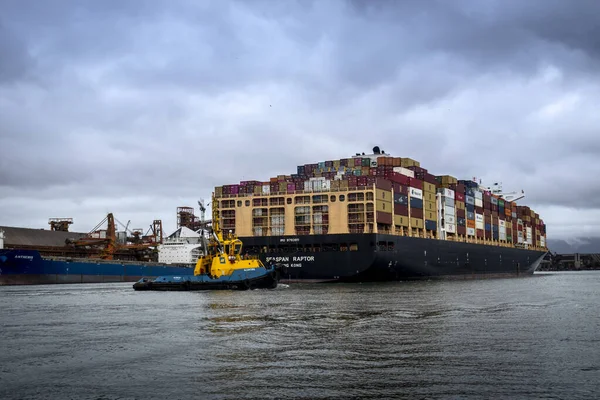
<box><xmin>455</xmin><ymin>201</ymin><xmax>465</xmax><ymax>210</ymax></box>
<box><xmin>254</xmin><ymin>186</ymin><xmax>262</xmax><ymax>195</ymax></box>
<box><xmin>331</xmin><ymin>180</ymin><xmax>340</xmax><ymax>190</ymax></box>
<box><xmin>215</xmin><ymin>186</ymin><xmax>223</xmax><ymax>197</ymax></box>
<box><xmin>376</xmin><ymin>189</ymin><xmax>392</xmax><ymax>202</ymax></box>
<box><xmin>400</xmin><ymin>158</ymin><xmax>420</xmax><ymax>168</ymax></box>
<box><xmin>440</xmin><ymin>175</ymin><xmax>458</xmax><ymax>185</ymax></box>
<box><xmin>340</xmin><ymin>179</ymin><xmax>349</xmax><ymax>189</ymax></box>
<box><xmin>376</xmin><ymin>200</ymin><xmax>392</xmax><ymax>213</ymax></box>
<box><xmin>423</xmin><ymin>182</ymin><xmax>436</xmax><ymax>194</ymax></box>
<box><xmin>410</xmin><ymin>217</ymin><xmax>424</xmax><ymax>229</ymax></box>
<box><xmin>394</xmin><ymin>215</ymin><xmax>409</xmax><ymax>227</ymax></box>
<box><xmin>425</xmin><ymin>200</ymin><xmax>436</xmax><ymax>212</ymax></box>
<box><xmin>424</xmin><ymin>192</ymin><xmax>436</xmax><ymax>202</ymax></box>
<box><xmin>425</xmin><ymin>211</ymin><xmax>436</xmax><ymax>221</ymax></box>
<box><xmin>333</xmin><ymin>160</ymin><xmax>340</xmax><ymax>168</ymax></box>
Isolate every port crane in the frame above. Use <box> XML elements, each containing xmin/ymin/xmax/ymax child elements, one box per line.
<box><xmin>68</xmin><ymin>213</ymin><xmax>163</xmax><ymax>261</ymax></box>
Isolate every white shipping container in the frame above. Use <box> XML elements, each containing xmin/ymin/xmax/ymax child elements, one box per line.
<box><xmin>518</xmin><ymin>231</ymin><xmax>524</xmax><ymax>238</ymax></box>
<box><xmin>518</xmin><ymin>236</ymin><xmax>524</xmax><ymax>244</ymax></box>
<box><xmin>476</xmin><ymin>221</ymin><xmax>484</xmax><ymax>230</ymax></box>
<box><xmin>499</xmin><ymin>226</ymin><xmax>506</xmax><ymax>235</ymax></box>
<box><xmin>500</xmin><ymin>232</ymin><xmax>507</xmax><ymax>241</ymax></box>
<box><xmin>526</xmin><ymin>227</ymin><xmax>532</xmax><ymax>238</ymax></box>
<box><xmin>444</xmin><ymin>205</ymin><xmax>456</xmax><ymax>216</ymax></box>
<box><xmin>393</xmin><ymin>167</ymin><xmax>415</xmax><ymax>178</ymax></box>
<box><xmin>467</xmin><ymin>227</ymin><xmax>476</xmax><ymax>236</ymax></box>
<box><xmin>322</xmin><ymin>180</ymin><xmax>331</xmax><ymax>191</ymax></box>
<box><xmin>541</xmin><ymin>237</ymin><xmax>546</xmax><ymax>246</ymax></box>
<box><xmin>409</xmin><ymin>187</ymin><xmax>423</xmax><ymax>199</ymax></box>
<box><xmin>444</xmin><ymin>188</ymin><xmax>455</xmax><ymax>198</ymax></box>
<box><xmin>444</xmin><ymin>197</ymin><xmax>455</xmax><ymax>207</ymax></box>
<box><xmin>445</xmin><ymin>223</ymin><xmax>456</xmax><ymax>233</ymax></box>
<box><xmin>475</xmin><ymin>198</ymin><xmax>483</xmax><ymax>208</ymax></box>
<box><xmin>445</xmin><ymin>215</ymin><xmax>456</xmax><ymax>224</ymax></box>
<box><xmin>499</xmin><ymin>220</ymin><xmax>506</xmax><ymax>227</ymax></box>
<box><xmin>512</xmin><ymin>212</ymin><xmax>517</xmax><ymax>218</ymax></box>
<box><xmin>526</xmin><ymin>237</ymin><xmax>533</xmax><ymax>245</ymax></box>
<box><xmin>262</xmin><ymin>185</ymin><xmax>270</xmax><ymax>194</ymax></box>
<box><xmin>475</xmin><ymin>214</ymin><xmax>484</xmax><ymax>223</ymax></box>
<box><xmin>475</xmin><ymin>190</ymin><xmax>483</xmax><ymax>200</ymax></box>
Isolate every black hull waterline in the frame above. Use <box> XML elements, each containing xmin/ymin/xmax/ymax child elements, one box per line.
<box><xmin>239</xmin><ymin>233</ymin><xmax>547</xmax><ymax>283</ymax></box>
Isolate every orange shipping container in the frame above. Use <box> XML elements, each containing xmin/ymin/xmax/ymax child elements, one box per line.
<box><xmin>467</xmin><ymin>220</ymin><xmax>476</xmax><ymax>228</ymax></box>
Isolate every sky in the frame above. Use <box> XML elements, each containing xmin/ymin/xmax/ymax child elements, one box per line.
<box><xmin>0</xmin><ymin>0</ymin><xmax>598</xmax><ymax>240</ymax></box>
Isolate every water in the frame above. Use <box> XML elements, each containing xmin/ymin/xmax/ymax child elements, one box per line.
<box><xmin>1</xmin><ymin>272</ymin><xmax>599</xmax><ymax>399</ymax></box>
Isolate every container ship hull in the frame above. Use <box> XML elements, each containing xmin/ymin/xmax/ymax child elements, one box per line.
<box><xmin>240</xmin><ymin>233</ymin><xmax>547</xmax><ymax>283</ymax></box>
<box><xmin>0</xmin><ymin>249</ymin><xmax>194</xmax><ymax>286</ymax></box>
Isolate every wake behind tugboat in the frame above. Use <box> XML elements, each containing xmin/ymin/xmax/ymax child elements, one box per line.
<box><xmin>133</xmin><ymin>194</ymin><xmax>284</xmax><ymax>291</ymax></box>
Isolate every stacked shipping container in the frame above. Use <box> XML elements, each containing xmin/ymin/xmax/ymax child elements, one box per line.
<box><xmin>213</xmin><ymin>152</ymin><xmax>546</xmax><ymax>249</ymax></box>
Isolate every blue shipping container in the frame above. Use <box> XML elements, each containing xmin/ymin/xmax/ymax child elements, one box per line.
<box><xmin>457</xmin><ymin>217</ymin><xmax>466</xmax><ymax>226</ymax></box>
<box><xmin>465</xmin><ymin>195</ymin><xmax>475</xmax><ymax>205</ymax></box>
<box><xmin>492</xmin><ymin>232</ymin><xmax>499</xmax><ymax>240</ymax></box>
<box><xmin>466</xmin><ymin>204</ymin><xmax>475</xmax><ymax>213</ymax></box>
<box><xmin>394</xmin><ymin>193</ymin><xmax>408</xmax><ymax>205</ymax></box>
<box><xmin>425</xmin><ymin>219</ymin><xmax>437</xmax><ymax>231</ymax></box>
<box><xmin>485</xmin><ymin>223</ymin><xmax>492</xmax><ymax>231</ymax></box>
<box><xmin>410</xmin><ymin>198</ymin><xmax>424</xmax><ymax>209</ymax></box>
<box><xmin>492</xmin><ymin>225</ymin><xmax>499</xmax><ymax>232</ymax></box>
<box><xmin>467</xmin><ymin>211</ymin><xmax>475</xmax><ymax>220</ymax></box>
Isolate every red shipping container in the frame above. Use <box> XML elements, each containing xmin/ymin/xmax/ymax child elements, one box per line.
<box><xmin>375</xmin><ymin>178</ymin><xmax>392</xmax><ymax>191</ymax></box>
<box><xmin>457</xmin><ymin>208</ymin><xmax>466</xmax><ymax>218</ymax></box>
<box><xmin>376</xmin><ymin>211</ymin><xmax>393</xmax><ymax>225</ymax></box>
<box><xmin>390</xmin><ymin>172</ymin><xmax>410</xmax><ymax>185</ymax></box>
<box><xmin>394</xmin><ymin>204</ymin><xmax>409</xmax><ymax>215</ymax></box>
<box><xmin>484</xmin><ymin>209</ymin><xmax>491</xmax><ymax>217</ymax></box>
<box><xmin>411</xmin><ymin>208</ymin><xmax>424</xmax><ymax>219</ymax></box>
<box><xmin>393</xmin><ymin>183</ymin><xmax>409</xmax><ymax>195</ymax></box>
<box><xmin>457</xmin><ymin>225</ymin><xmax>466</xmax><ymax>235</ymax></box>
<box><xmin>475</xmin><ymin>206</ymin><xmax>484</xmax><ymax>214</ymax></box>
<box><xmin>455</xmin><ymin>192</ymin><xmax>465</xmax><ymax>202</ymax></box>
<box><xmin>424</xmin><ymin>174</ymin><xmax>438</xmax><ymax>185</ymax></box>
<box><xmin>476</xmin><ymin>229</ymin><xmax>484</xmax><ymax>238</ymax></box>
<box><xmin>409</xmin><ymin>178</ymin><xmax>423</xmax><ymax>190</ymax></box>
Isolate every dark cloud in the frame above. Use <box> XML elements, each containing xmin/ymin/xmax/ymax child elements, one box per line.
<box><xmin>0</xmin><ymin>0</ymin><xmax>598</xmax><ymax>238</ymax></box>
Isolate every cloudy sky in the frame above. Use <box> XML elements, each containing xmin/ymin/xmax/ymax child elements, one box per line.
<box><xmin>0</xmin><ymin>0</ymin><xmax>598</xmax><ymax>240</ymax></box>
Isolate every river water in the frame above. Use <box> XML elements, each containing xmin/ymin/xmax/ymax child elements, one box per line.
<box><xmin>1</xmin><ymin>272</ymin><xmax>599</xmax><ymax>399</ymax></box>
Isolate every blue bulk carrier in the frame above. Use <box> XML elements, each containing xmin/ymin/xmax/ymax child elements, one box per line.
<box><xmin>0</xmin><ymin>249</ymin><xmax>194</xmax><ymax>285</ymax></box>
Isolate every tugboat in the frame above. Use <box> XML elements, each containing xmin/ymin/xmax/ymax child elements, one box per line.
<box><xmin>133</xmin><ymin>195</ymin><xmax>283</xmax><ymax>291</ymax></box>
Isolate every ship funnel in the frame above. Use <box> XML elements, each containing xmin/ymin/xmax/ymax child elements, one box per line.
<box><xmin>373</xmin><ymin>146</ymin><xmax>381</xmax><ymax>154</ymax></box>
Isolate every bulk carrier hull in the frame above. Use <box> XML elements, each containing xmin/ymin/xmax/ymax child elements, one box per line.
<box><xmin>240</xmin><ymin>233</ymin><xmax>547</xmax><ymax>283</ymax></box>
<box><xmin>0</xmin><ymin>249</ymin><xmax>194</xmax><ymax>286</ymax></box>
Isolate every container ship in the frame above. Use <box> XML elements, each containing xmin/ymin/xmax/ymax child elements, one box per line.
<box><xmin>213</xmin><ymin>146</ymin><xmax>548</xmax><ymax>283</ymax></box>
<box><xmin>0</xmin><ymin>215</ymin><xmax>203</xmax><ymax>285</ymax></box>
